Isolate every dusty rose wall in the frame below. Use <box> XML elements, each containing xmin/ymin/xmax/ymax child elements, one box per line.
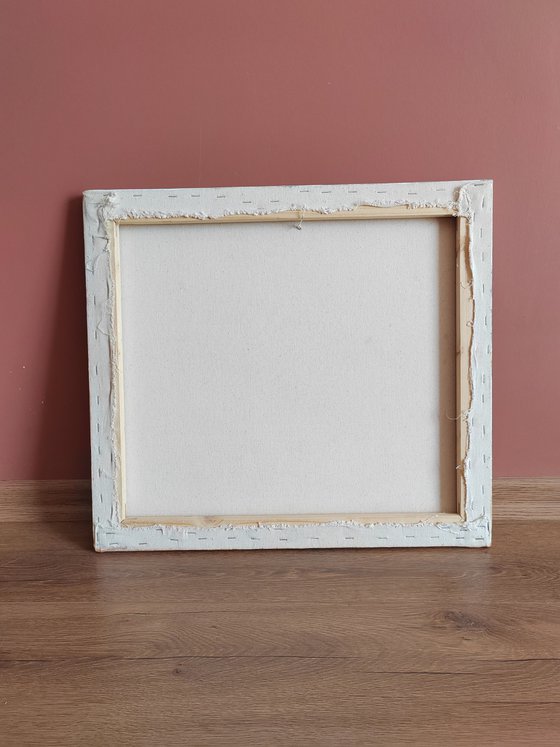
<box><xmin>1</xmin><ymin>0</ymin><xmax>559</xmax><ymax>478</ymax></box>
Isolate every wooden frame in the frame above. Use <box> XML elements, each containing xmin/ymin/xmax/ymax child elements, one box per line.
<box><xmin>83</xmin><ymin>181</ymin><xmax>492</xmax><ymax>550</ymax></box>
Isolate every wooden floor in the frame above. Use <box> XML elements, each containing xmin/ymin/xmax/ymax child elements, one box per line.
<box><xmin>1</xmin><ymin>480</ymin><xmax>560</xmax><ymax>745</ymax></box>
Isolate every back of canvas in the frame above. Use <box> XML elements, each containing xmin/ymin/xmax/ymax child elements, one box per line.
<box><xmin>118</xmin><ymin>217</ymin><xmax>456</xmax><ymax>517</ymax></box>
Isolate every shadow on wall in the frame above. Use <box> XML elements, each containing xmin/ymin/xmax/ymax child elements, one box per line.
<box><xmin>35</xmin><ymin>196</ymin><xmax>91</xmax><ymax>482</ymax></box>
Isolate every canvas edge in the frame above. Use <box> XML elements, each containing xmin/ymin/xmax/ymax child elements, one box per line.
<box><xmin>83</xmin><ymin>180</ymin><xmax>492</xmax><ymax>551</ymax></box>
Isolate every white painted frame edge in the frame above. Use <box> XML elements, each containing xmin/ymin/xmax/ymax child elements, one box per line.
<box><xmin>83</xmin><ymin>180</ymin><xmax>492</xmax><ymax>551</ymax></box>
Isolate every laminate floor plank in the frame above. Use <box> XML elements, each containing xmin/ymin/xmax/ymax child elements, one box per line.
<box><xmin>1</xmin><ymin>515</ymin><xmax>560</xmax><ymax>745</ymax></box>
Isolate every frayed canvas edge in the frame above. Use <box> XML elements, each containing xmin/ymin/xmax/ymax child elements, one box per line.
<box><xmin>95</xmin><ymin>514</ymin><xmax>491</xmax><ymax>552</ymax></box>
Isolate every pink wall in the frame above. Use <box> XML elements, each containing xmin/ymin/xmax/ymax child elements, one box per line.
<box><xmin>1</xmin><ymin>0</ymin><xmax>559</xmax><ymax>479</ymax></box>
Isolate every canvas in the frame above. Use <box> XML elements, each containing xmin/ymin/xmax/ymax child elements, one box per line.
<box><xmin>83</xmin><ymin>180</ymin><xmax>492</xmax><ymax>550</ymax></box>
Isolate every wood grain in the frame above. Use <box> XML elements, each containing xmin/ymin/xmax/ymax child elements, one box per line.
<box><xmin>456</xmin><ymin>216</ymin><xmax>473</xmax><ymax>519</ymax></box>
<box><xmin>2</xmin><ymin>478</ymin><xmax>558</xmax><ymax>523</ymax></box>
<box><xmin>0</xmin><ymin>479</ymin><xmax>91</xmax><ymax>522</ymax></box>
<box><xmin>123</xmin><ymin>511</ymin><xmax>462</xmax><ymax>527</ymax></box>
<box><xmin>493</xmin><ymin>477</ymin><xmax>560</xmax><ymax>520</ymax></box>
<box><xmin>0</xmin><ymin>479</ymin><xmax>560</xmax><ymax>744</ymax></box>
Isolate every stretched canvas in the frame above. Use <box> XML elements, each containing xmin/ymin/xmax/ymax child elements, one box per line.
<box><xmin>83</xmin><ymin>181</ymin><xmax>492</xmax><ymax>550</ymax></box>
